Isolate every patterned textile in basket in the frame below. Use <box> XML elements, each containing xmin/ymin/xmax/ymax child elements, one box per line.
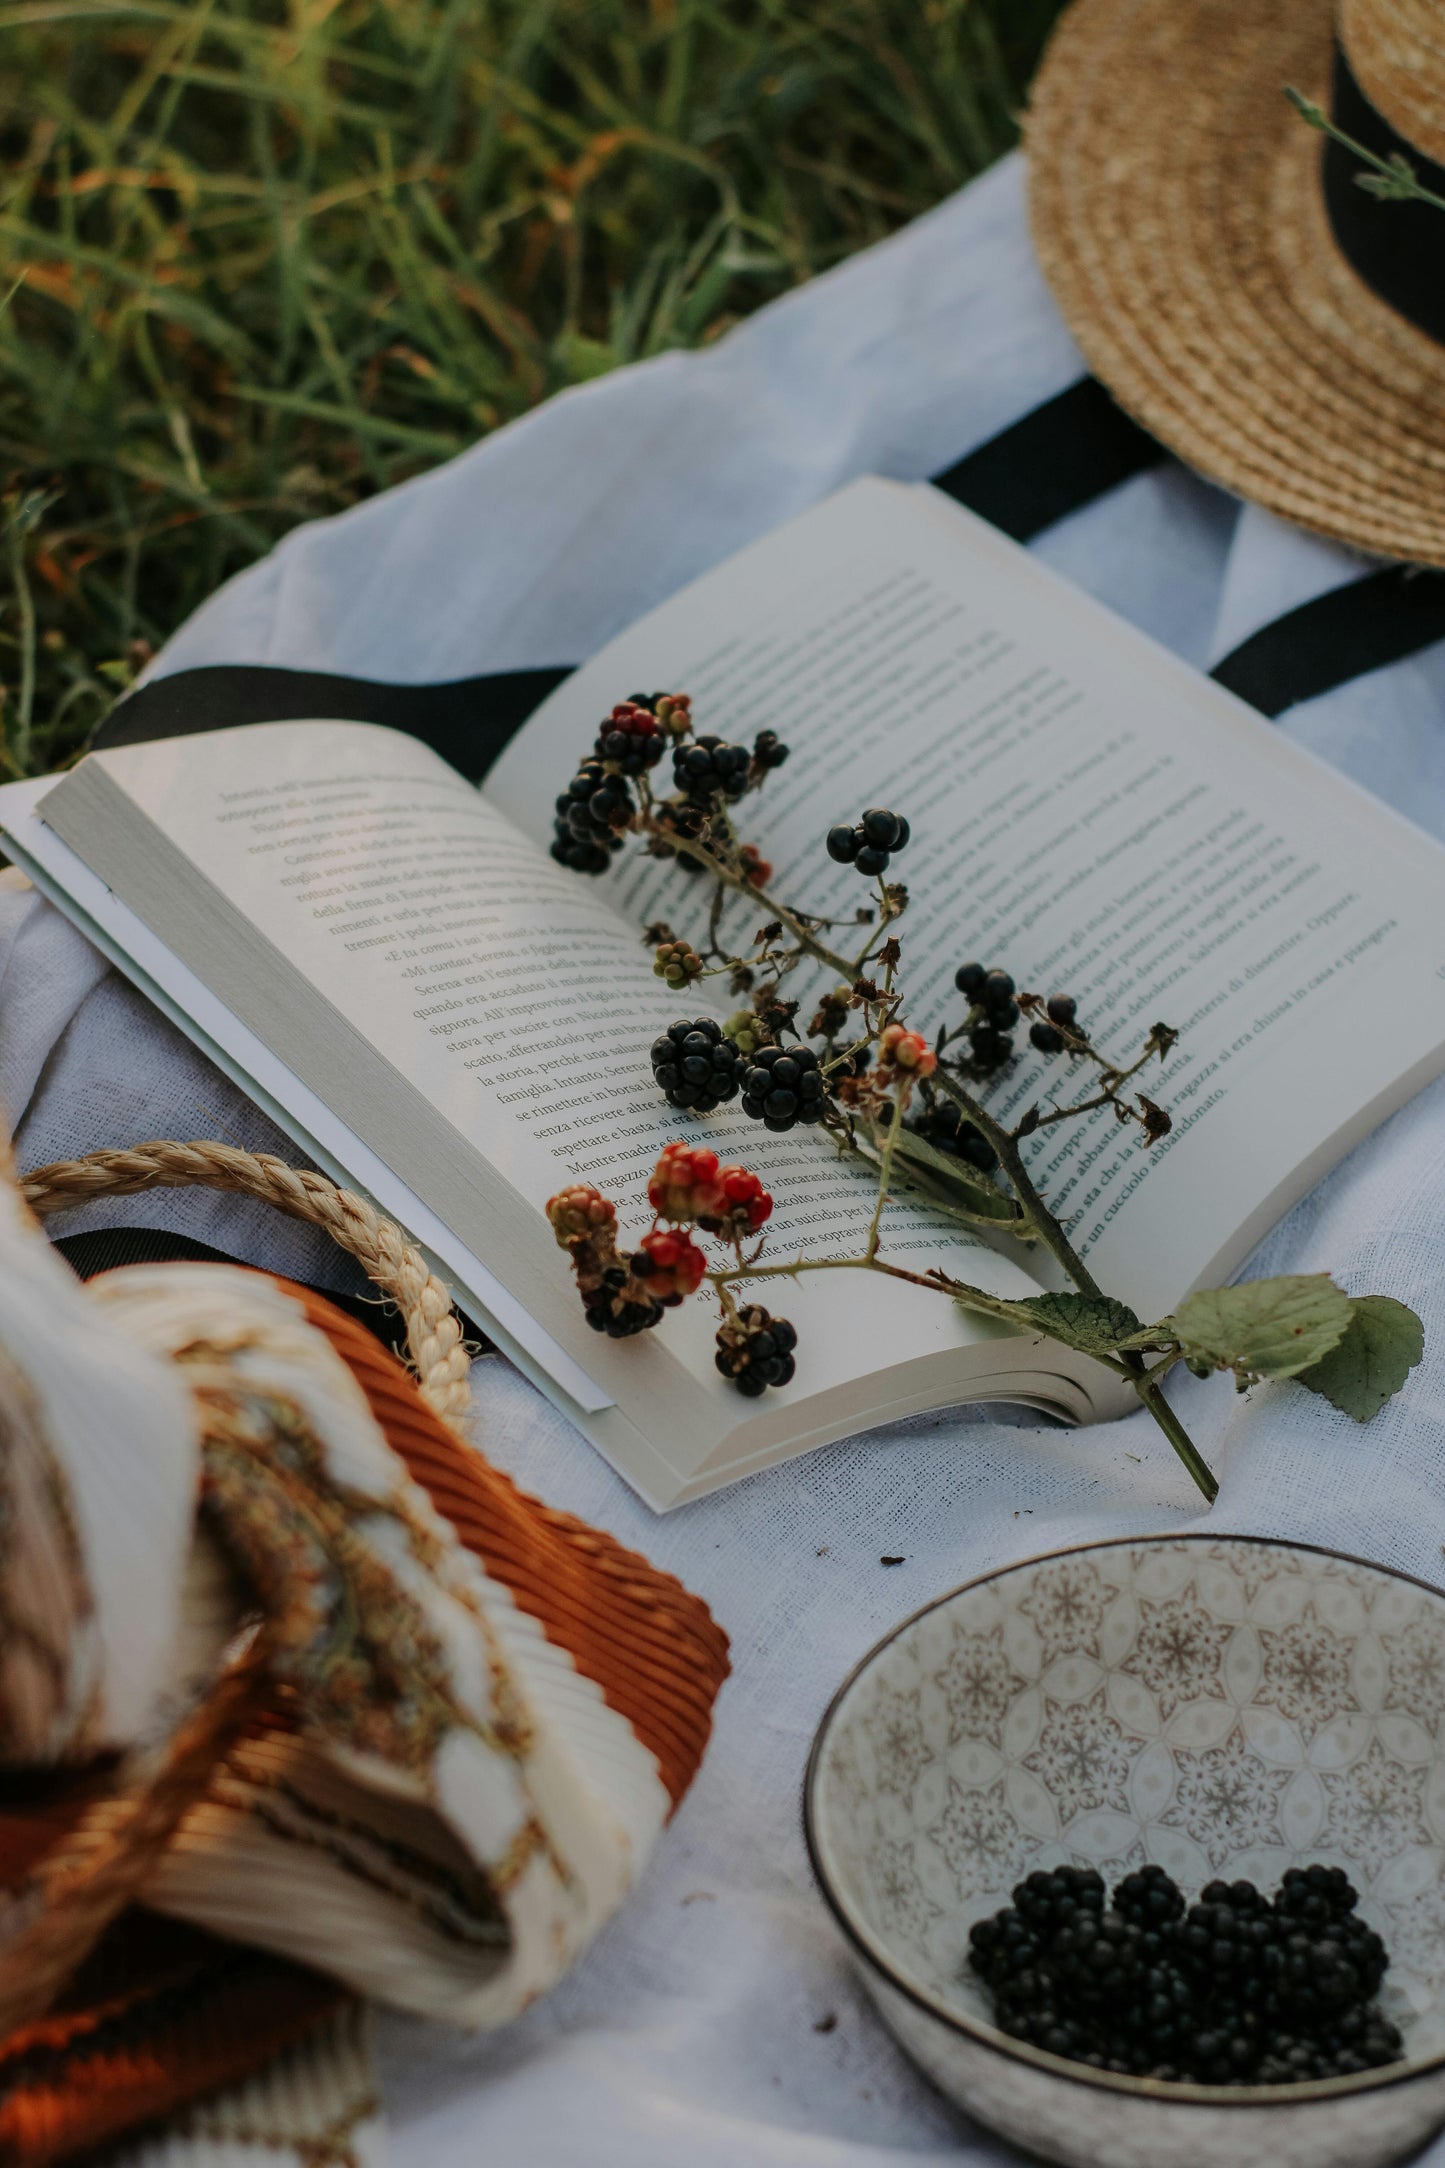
<box><xmin>0</xmin><ymin>1139</ymin><xmax>729</xmax><ymax>2165</ymax></box>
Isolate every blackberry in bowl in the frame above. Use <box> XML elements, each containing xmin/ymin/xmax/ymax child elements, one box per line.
<box><xmin>805</xmin><ymin>1535</ymin><xmax>1445</xmax><ymax>2168</ymax></box>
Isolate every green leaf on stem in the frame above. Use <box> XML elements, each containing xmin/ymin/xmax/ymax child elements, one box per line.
<box><xmin>884</xmin><ymin>1125</ymin><xmax>1021</xmax><ymax>1224</ymax></box>
<box><xmin>1295</xmin><ymin>1295</ymin><xmax>1424</xmax><ymax>1421</ymax></box>
<box><xmin>991</xmin><ymin>1291</ymin><xmax>1144</xmax><ymax>1357</ymax></box>
<box><xmin>1169</xmin><ymin>1274</ymin><xmax>1353</xmax><ymax>1383</ymax></box>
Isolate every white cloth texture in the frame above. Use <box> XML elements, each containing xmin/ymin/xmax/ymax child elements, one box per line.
<box><xmin>8</xmin><ymin>148</ymin><xmax>1445</xmax><ymax>2164</ymax></box>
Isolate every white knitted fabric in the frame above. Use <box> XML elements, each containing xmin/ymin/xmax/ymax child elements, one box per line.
<box><xmin>6</xmin><ymin>151</ymin><xmax>1445</xmax><ymax>2165</ymax></box>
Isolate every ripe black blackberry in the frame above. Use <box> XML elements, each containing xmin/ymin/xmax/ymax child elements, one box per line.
<box><xmin>1011</xmin><ymin>1867</ymin><xmax>1105</xmax><ymax>1934</ymax></box>
<box><xmin>955</xmin><ymin>960</ymin><xmax>1022</xmax><ymax>1059</ymax></box>
<box><xmin>1121</xmin><ymin>1956</ymin><xmax>1194</xmax><ymax>2069</ymax></box>
<box><xmin>967</xmin><ymin>1907</ymin><xmax>1043</xmax><ymax>1987</ymax></box>
<box><xmin>1050</xmin><ymin>1909</ymin><xmax>1146</xmax><ymax>2001</ymax></box>
<box><xmin>1275</xmin><ymin>1920</ymin><xmax>1387</xmax><ymax>2022</ymax></box>
<box><xmin>674</xmin><ymin>734</ymin><xmax>752</xmax><ymax>804</ymax></box>
<box><xmin>981</xmin><ymin>969</ymin><xmax>1020</xmax><ymax>1029</ymax></box>
<box><xmin>1277</xmin><ymin>1864</ymin><xmax>1359</xmax><ymax>1927</ymax></box>
<box><xmin>1114</xmin><ymin>1863</ymin><xmax>1186</xmax><ymax>1932</ymax></box>
<box><xmin>968</xmin><ymin>1022</ymin><xmax>1013</xmax><ymax>1070</ymax></box>
<box><xmin>751</xmin><ymin>728</ymin><xmax>790</xmax><ymax>771</ymax></box>
<box><xmin>581</xmin><ymin>1267</ymin><xmax>663</xmax><ymax>1338</ymax></box>
<box><xmin>552</xmin><ymin>759</ymin><xmax>633</xmax><ymax>872</ymax></box>
<box><xmin>1176</xmin><ymin>1884</ymin><xmax>1282</xmax><ymax>2004</ymax></box>
<box><xmin>911</xmin><ymin>1097</ymin><xmax>998</xmax><ymax>1173</ymax></box>
<box><xmin>826</xmin><ymin>806</ymin><xmax>911</xmax><ymax>878</ymax></box>
<box><xmin>650</xmin><ymin>1018</ymin><xmax>743</xmax><ymax>1113</ymax></box>
<box><xmin>965</xmin><ymin>1862</ymin><xmax>1405</xmax><ymax>2089</ymax></box>
<box><xmin>1031</xmin><ymin>991</ymin><xmax>1083</xmax><ymax>1054</ymax></box>
<box><xmin>741</xmin><ymin>1042</ymin><xmax>826</xmax><ymax>1130</ymax></box>
<box><xmin>714</xmin><ymin>1305</ymin><xmax>798</xmax><ymax>1396</ymax></box>
<box><xmin>551</xmin><ymin>825</ymin><xmax>613</xmax><ymax>874</ymax></box>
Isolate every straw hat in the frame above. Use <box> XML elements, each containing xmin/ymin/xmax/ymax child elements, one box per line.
<box><xmin>1026</xmin><ymin>0</ymin><xmax>1445</xmax><ymax>565</ymax></box>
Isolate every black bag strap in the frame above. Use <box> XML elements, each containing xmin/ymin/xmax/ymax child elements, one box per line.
<box><xmin>96</xmin><ymin>377</ymin><xmax>1445</xmax><ymax>773</ymax></box>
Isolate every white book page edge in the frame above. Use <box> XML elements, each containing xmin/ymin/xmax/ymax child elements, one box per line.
<box><xmin>0</xmin><ymin>776</ymin><xmax>612</xmax><ymax>1416</ymax></box>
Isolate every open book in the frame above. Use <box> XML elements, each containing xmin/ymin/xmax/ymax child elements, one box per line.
<box><xmin>7</xmin><ymin>477</ymin><xmax>1445</xmax><ymax>1508</ymax></box>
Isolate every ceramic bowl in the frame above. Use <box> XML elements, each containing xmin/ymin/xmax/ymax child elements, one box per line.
<box><xmin>805</xmin><ymin>1534</ymin><xmax>1445</xmax><ymax>2168</ymax></box>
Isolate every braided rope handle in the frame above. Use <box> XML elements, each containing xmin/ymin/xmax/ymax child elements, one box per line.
<box><xmin>20</xmin><ymin>1140</ymin><xmax>472</xmax><ymax>1425</ymax></box>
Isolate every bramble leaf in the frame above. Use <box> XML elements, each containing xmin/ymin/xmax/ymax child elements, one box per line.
<box><xmin>1169</xmin><ymin>1274</ymin><xmax>1353</xmax><ymax>1383</ymax></box>
<box><xmin>995</xmin><ymin>1291</ymin><xmax>1144</xmax><ymax>1358</ymax></box>
<box><xmin>1295</xmin><ymin>1295</ymin><xmax>1424</xmax><ymax>1422</ymax></box>
<box><xmin>886</xmin><ymin>1124</ymin><xmax>1020</xmax><ymax>1223</ymax></box>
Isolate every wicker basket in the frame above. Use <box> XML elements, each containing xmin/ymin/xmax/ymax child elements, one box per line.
<box><xmin>1</xmin><ymin>1140</ymin><xmax>469</xmax><ymax>2036</ymax></box>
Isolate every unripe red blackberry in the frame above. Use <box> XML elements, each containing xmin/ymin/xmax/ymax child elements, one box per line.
<box><xmin>878</xmin><ymin>1023</ymin><xmax>936</xmax><ymax>1079</ymax></box>
<box><xmin>632</xmin><ymin>1227</ymin><xmax>707</xmax><ymax>1304</ymax></box>
<box><xmin>595</xmin><ymin>699</ymin><xmax>665</xmax><ymax>774</ymax></box>
<box><xmin>697</xmin><ymin>1164</ymin><xmax>772</xmax><ymax>1239</ymax></box>
<box><xmin>648</xmin><ymin>1140</ymin><xmax>727</xmax><ymax>1224</ymax></box>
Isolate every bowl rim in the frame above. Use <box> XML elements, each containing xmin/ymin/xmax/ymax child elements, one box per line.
<box><xmin>803</xmin><ymin>1528</ymin><xmax>1445</xmax><ymax>2110</ymax></box>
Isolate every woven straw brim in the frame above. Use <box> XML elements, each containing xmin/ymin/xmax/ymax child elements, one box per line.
<box><xmin>1027</xmin><ymin>0</ymin><xmax>1445</xmax><ymax>567</ymax></box>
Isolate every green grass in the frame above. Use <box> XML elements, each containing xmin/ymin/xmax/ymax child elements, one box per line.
<box><xmin>0</xmin><ymin>0</ymin><xmax>1063</xmax><ymax>776</ymax></box>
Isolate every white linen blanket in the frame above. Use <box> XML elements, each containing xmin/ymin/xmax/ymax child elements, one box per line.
<box><xmin>7</xmin><ymin>150</ymin><xmax>1445</xmax><ymax>2165</ymax></box>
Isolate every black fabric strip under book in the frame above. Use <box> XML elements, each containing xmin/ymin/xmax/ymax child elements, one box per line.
<box><xmin>930</xmin><ymin>375</ymin><xmax>1165</xmax><ymax>542</ymax></box>
<box><xmin>1209</xmin><ymin>565</ymin><xmax>1445</xmax><ymax>718</ymax></box>
<box><xmin>50</xmin><ymin>1223</ymin><xmax>457</xmax><ymax>1363</ymax></box>
<box><xmin>96</xmin><ymin>660</ymin><xmax>573</xmax><ymax>786</ymax></box>
<box><xmin>94</xmin><ymin>378</ymin><xmax>1168</xmax><ymax>770</ymax></box>
<box><xmin>92</xmin><ymin>375</ymin><xmax>1445</xmax><ymax>763</ymax></box>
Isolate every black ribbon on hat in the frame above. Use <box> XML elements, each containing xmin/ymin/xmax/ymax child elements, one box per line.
<box><xmin>1323</xmin><ymin>42</ymin><xmax>1445</xmax><ymax>346</ymax></box>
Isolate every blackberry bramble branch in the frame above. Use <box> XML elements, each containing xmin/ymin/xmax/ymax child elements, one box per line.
<box><xmin>540</xmin><ymin>690</ymin><xmax>1423</xmax><ymax>1498</ymax></box>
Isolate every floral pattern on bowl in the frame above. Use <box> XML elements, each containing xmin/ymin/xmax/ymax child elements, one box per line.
<box><xmin>807</xmin><ymin>1535</ymin><xmax>1445</xmax><ymax>2168</ymax></box>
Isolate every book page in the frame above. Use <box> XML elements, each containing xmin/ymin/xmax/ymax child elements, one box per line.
<box><xmin>486</xmin><ymin>477</ymin><xmax>1445</xmax><ymax>1316</ymax></box>
<box><xmin>39</xmin><ymin>719</ymin><xmax>1043</xmax><ymax>1435</ymax></box>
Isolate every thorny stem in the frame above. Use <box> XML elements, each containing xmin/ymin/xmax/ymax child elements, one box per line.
<box><xmin>1020</xmin><ymin>1040</ymin><xmax>1165</xmax><ymax>1132</ymax></box>
<box><xmin>1134</xmin><ymin>1378</ymin><xmax>1219</xmax><ymax>1504</ymax></box>
<box><xmin>929</xmin><ymin>1068</ymin><xmax>1106</xmax><ymax>1297</ymax></box>
<box><xmin>929</xmin><ymin>1068</ymin><xmax>1216</xmax><ymax>1500</ymax></box>
<box><xmin>651</xmin><ymin>810</ymin><xmax>1217</xmax><ymax>1503</ymax></box>
<box><xmin>658</xmin><ymin>819</ymin><xmax>861</xmax><ymax>980</ymax></box>
<box><xmin>706</xmin><ymin>1249</ymin><xmax>1037</xmax><ymax>1329</ymax></box>
<box><xmin>864</xmin><ymin>1094</ymin><xmax>906</xmax><ymax>1260</ymax></box>
<box><xmin>706</xmin><ymin>1247</ymin><xmax>1216</xmax><ymax>1504</ymax></box>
